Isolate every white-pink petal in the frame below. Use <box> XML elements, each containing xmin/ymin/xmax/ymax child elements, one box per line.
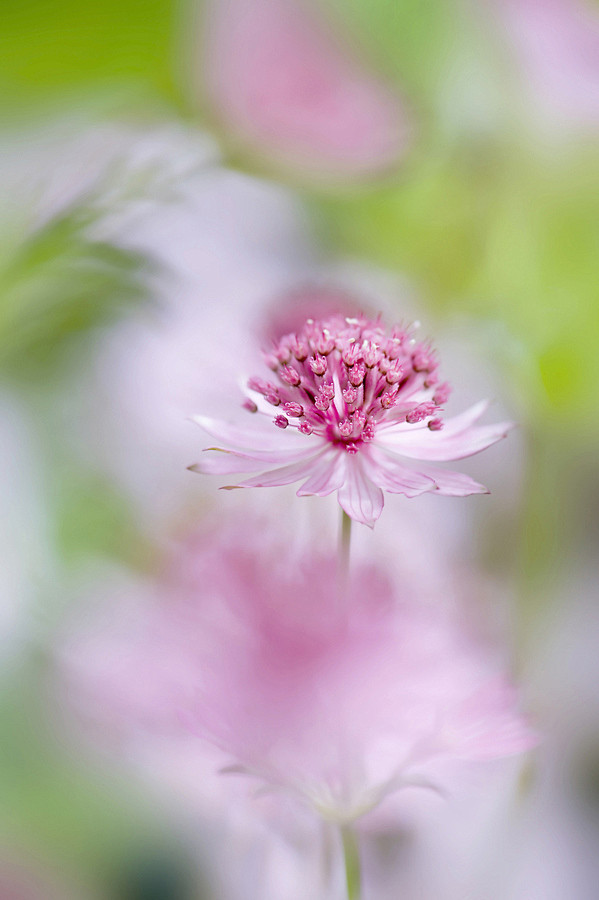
<box><xmin>337</xmin><ymin>456</ymin><xmax>384</xmax><ymax>528</ymax></box>
<box><xmin>191</xmin><ymin>414</ymin><xmax>305</xmax><ymax>451</ymax></box>
<box><xmin>190</xmin><ymin>443</ymin><xmax>318</xmax><ymax>476</ymax></box>
<box><xmin>364</xmin><ymin>447</ymin><xmax>437</xmax><ymax>497</ymax></box>
<box><xmin>229</xmin><ymin>450</ymin><xmax>328</xmax><ymax>490</ymax></box>
<box><xmin>378</xmin><ymin>402</ymin><xmax>514</xmax><ymax>462</ymax></box>
<box><xmin>447</xmin><ymin>678</ymin><xmax>539</xmax><ymax>761</ymax></box>
<box><xmin>418</xmin><ymin>466</ymin><xmax>489</xmax><ymax>497</ymax></box>
<box><xmin>296</xmin><ymin>448</ymin><xmax>346</xmax><ymax>497</ymax></box>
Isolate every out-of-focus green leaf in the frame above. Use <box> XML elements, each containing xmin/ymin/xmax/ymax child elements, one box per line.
<box><xmin>0</xmin><ymin>206</ymin><xmax>150</xmax><ymax>381</ymax></box>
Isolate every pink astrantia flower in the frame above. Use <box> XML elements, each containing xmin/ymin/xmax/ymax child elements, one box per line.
<box><xmin>190</xmin><ymin>314</ymin><xmax>513</xmax><ymax>526</ymax></box>
<box><xmin>198</xmin><ymin>0</ymin><xmax>410</xmax><ymax>183</ymax></box>
<box><xmin>59</xmin><ymin>527</ymin><xmax>536</xmax><ymax>830</ymax></box>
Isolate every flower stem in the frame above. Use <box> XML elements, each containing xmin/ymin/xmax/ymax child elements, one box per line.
<box><xmin>340</xmin><ymin>824</ymin><xmax>361</xmax><ymax>900</ymax></box>
<box><xmin>338</xmin><ymin>509</ymin><xmax>352</xmax><ymax>590</ymax></box>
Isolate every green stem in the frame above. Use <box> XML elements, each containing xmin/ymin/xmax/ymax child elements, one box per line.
<box><xmin>338</xmin><ymin>509</ymin><xmax>352</xmax><ymax>590</ymax></box>
<box><xmin>340</xmin><ymin>824</ymin><xmax>361</xmax><ymax>900</ymax></box>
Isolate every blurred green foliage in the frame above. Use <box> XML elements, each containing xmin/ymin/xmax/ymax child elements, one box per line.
<box><xmin>0</xmin><ymin>0</ymin><xmax>179</xmax><ymax>115</ymax></box>
<box><xmin>0</xmin><ymin>207</ymin><xmax>149</xmax><ymax>381</ymax></box>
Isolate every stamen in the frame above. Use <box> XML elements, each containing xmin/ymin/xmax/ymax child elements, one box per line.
<box><xmin>342</xmin><ymin>343</ymin><xmax>360</xmax><ymax>366</ymax></box>
<box><xmin>433</xmin><ymin>382</ymin><xmax>451</xmax><ymax>405</ymax></box>
<box><xmin>386</xmin><ymin>360</ymin><xmax>404</xmax><ymax>385</ymax></box>
<box><xmin>349</xmin><ymin>361</ymin><xmax>366</xmax><ymax>387</ymax></box>
<box><xmin>309</xmin><ymin>354</ymin><xmax>327</xmax><ymax>376</ymax></box>
<box><xmin>280</xmin><ymin>365</ymin><xmax>302</xmax><ymax>387</ymax></box>
<box><xmin>284</xmin><ymin>402</ymin><xmax>304</xmax><ymax>418</ymax></box>
<box><xmin>248</xmin><ymin>376</ymin><xmax>268</xmax><ymax>394</ymax></box>
<box><xmin>246</xmin><ymin>314</ymin><xmax>448</xmax><ymax>454</ymax></box>
<box><xmin>412</xmin><ymin>349</ymin><xmax>434</xmax><ymax>372</ymax></box>
<box><xmin>380</xmin><ymin>387</ymin><xmax>398</xmax><ymax>409</ymax></box>
<box><xmin>291</xmin><ymin>339</ymin><xmax>309</xmax><ymax>361</ymax></box>
<box><xmin>264</xmin><ymin>390</ymin><xmax>281</xmax><ymax>407</ymax></box>
<box><xmin>406</xmin><ymin>402</ymin><xmax>437</xmax><ymax>424</ymax></box>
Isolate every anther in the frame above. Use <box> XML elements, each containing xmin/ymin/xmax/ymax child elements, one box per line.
<box><xmin>413</xmin><ymin>350</ymin><xmax>434</xmax><ymax>372</ymax></box>
<box><xmin>386</xmin><ymin>337</ymin><xmax>403</xmax><ymax>360</ymax></box>
<box><xmin>284</xmin><ymin>402</ymin><xmax>304</xmax><ymax>418</ymax></box>
<box><xmin>362</xmin><ymin>421</ymin><xmax>375</xmax><ymax>441</ymax></box>
<box><xmin>353</xmin><ymin>410</ymin><xmax>366</xmax><ymax>431</ymax></box>
<box><xmin>291</xmin><ymin>339</ymin><xmax>309</xmax><ymax>361</ymax></box>
<box><xmin>264</xmin><ymin>390</ymin><xmax>281</xmax><ymax>407</ymax></box>
<box><xmin>320</xmin><ymin>382</ymin><xmax>335</xmax><ymax>401</ymax></box>
<box><xmin>280</xmin><ymin>365</ymin><xmax>302</xmax><ymax>387</ymax></box>
<box><xmin>433</xmin><ymin>382</ymin><xmax>451</xmax><ymax>405</ymax></box>
<box><xmin>406</xmin><ymin>402</ymin><xmax>437</xmax><ymax>424</ymax></box>
<box><xmin>274</xmin><ymin>415</ymin><xmax>289</xmax><ymax>429</ymax></box>
<box><xmin>314</xmin><ymin>331</ymin><xmax>335</xmax><ymax>355</ymax></box>
<box><xmin>342</xmin><ymin>343</ymin><xmax>360</xmax><ymax>367</ymax></box>
<box><xmin>275</xmin><ymin>344</ymin><xmax>292</xmax><ymax>365</ymax></box>
<box><xmin>309</xmin><ymin>354</ymin><xmax>327</xmax><ymax>376</ymax></box>
<box><xmin>386</xmin><ymin>360</ymin><xmax>405</xmax><ymax>385</ymax></box>
<box><xmin>380</xmin><ymin>388</ymin><xmax>399</xmax><ymax>409</ymax></box>
<box><xmin>349</xmin><ymin>361</ymin><xmax>366</xmax><ymax>387</ymax></box>
<box><xmin>248</xmin><ymin>376</ymin><xmax>268</xmax><ymax>394</ymax></box>
<box><xmin>362</xmin><ymin>342</ymin><xmax>380</xmax><ymax>368</ymax></box>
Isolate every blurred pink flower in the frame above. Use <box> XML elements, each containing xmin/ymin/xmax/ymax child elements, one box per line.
<box><xmin>190</xmin><ymin>313</ymin><xmax>513</xmax><ymax>526</ymax></box>
<box><xmin>494</xmin><ymin>0</ymin><xmax>599</xmax><ymax>134</ymax></box>
<box><xmin>198</xmin><ymin>0</ymin><xmax>410</xmax><ymax>183</ymax></box>
<box><xmin>60</xmin><ymin>525</ymin><xmax>535</xmax><ymax>829</ymax></box>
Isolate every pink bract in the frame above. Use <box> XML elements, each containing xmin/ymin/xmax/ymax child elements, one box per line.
<box><xmin>190</xmin><ymin>314</ymin><xmax>513</xmax><ymax>527</ymax></box>
<box><xmin>199</xmin><ymin>0</ymin><xmax>410</xmax><ymax>182</ymax></box>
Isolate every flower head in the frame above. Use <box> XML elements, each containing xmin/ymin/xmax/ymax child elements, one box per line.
<box><xmin>59</xmin><ymin>525</ymin><xmax>536</xmax><ymax>828</ymax></box>
<box><xmin>191</xmin><ymin>313</ymin><xmax>513</xmax><ymax>526</ymax></box>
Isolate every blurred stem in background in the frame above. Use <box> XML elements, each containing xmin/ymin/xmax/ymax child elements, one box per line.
<box><xmin>341</xmin><ymin>825</ymin><xmax>361</xmax><ymax>900</ymax></box>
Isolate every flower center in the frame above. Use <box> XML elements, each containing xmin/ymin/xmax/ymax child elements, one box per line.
<box><xmin>246</xmin><ymin>315</ymin><xmax>450</xmax><ymax>449</ymax></box>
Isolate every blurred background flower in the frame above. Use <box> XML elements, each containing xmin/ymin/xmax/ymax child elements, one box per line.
<box><xmin>0</xmin><ymin>0</ymin><xmax>597</xmax><ymax>897</ymax></box>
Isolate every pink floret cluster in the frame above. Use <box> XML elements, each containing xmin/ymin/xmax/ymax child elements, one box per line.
<box><xmin>252</xmin><ymin>314</ymin><xmax>449</xmax><ymax>447</ymax></box>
